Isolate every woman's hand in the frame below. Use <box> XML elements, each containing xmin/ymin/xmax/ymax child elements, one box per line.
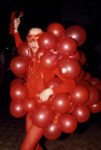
<box><xmin>14</xmin><ymin>18</ymin><xmax>20</xmax><ymax>32</ymax></box>
<box><xmin>39</xmin><ymin>88</ymin><xmax>53</xmax><ymax>102</ymax></box>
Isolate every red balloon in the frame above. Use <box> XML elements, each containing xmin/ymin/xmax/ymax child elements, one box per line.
<box><xmin>75</xmin><ymin>69</ymin><xmax>85</xmax><ymax>82</ymax></box>
<box><xmin>70</xmin><ymin>85</ymin><xmax>89</xmax><ymax>105</ymax></box>
<box><xmin>59</xmin><ymin>58</ymin><xmax>81</xmax><ymax>79</ymax></box>
<box><xmin>10</xmin><ymin>56</ymin><xmax>29</xmax><ymax>75</ymax></box>
<box><xmin>90</xmin><ymin>78</ymin><xmax>101</xmax><ymax>85</ymax></box>
<box><xmin>38</xmin><ymin>32</ymin><xmax>57</xmax><ymax>50</ymax></box>
<box><xmin>66</xmin><ymin>25</ymin><xmax>86</xmax><ymax>46</ymax></box>
<box><xmin>73</xmin><ymin>105</ymin><xmax>90</xmax><ymax>123</ymax></box>
<box><xmin>40</xmin><ymin>52</ymin><xmax>59</xmax><ymax>69</ymax></box>
<box><xmin>56</xmin><ymin>37</ymin><xmax>77</xmax><ymax>56</ymax></box>
<box><xmin>46</xmin><ymin>77</ymin><xmax>63</xmax><ymax>88</ymax></box>
<box><xmin>10</xmin><ymin>100</ymin><xmax>26</xmax><ymax>118</ymax></box>
<box><xmin>47</xmin><ymin>23</ymin><xmax>65</xmax><ymax>39</ymax></box>
<box><xmin>79</xmin><ymin>51</ymin><xmax>86</xmax><ymax>66</ymax></box>
<box><xmin>17</xmin><ymin>42</ymin><xmax>33</xmax><ymax>57</ymax></box>
<box><xmin>79</xmin><ymin>80</ymin><xmax>90</xmax><ymax>87</ymax></box>
<box><xmin>43</xmin><ymin>123</ymin><xmax>62</xmax><ymax>140</ymax></box>
<box><xmin>10</xmin><ymin>78</ymin><xmax>25</xmax><ymax>88</ymax></box>
<box><xmin>23</xmin><ymin>98</ymin><xmax>37</xmax><ymax>112</ymax></box>
<box><xmin>68</xmin><ymin>50</ymin><xmax>80</xmax><ymax>61</ymax></box>
<box><xmin>89</xmin><ymin>101</ymin><xmax>101</xmax><ymax>113</ymax></box>
<box><xmin>58</xmin><ymin>114</ymin><xmax>77</xmax><ymax>133</ymax></box>
<box><xmin>68</xmin><ymin>102</ymin><xmax>76</xmax><ymax>114</ymax></box>
<box><xmin>51</xmin><ymin>93</ymin><xmax>71</xmax><ymax>113</ymax></box>
<box><xmin>31</xmin><ymin>103</ymin><xmax>54</xmax><ymax>128</ymax></box>
<box><xmin>86</xmin><ymin>85</ymin><xmax>100</xmax><ymax>106</ymax></box>
<box><xmin>84</xmin><ymin>72</ymin><xmax>91</xmax><ymax>81</ymax></box>
<box><xmin>94</xmin><ymin>84</ymin><xmax>101</xmax><ymax>92</ymax></box>
<box><xmin>10</xmin><ymin>84</ymin><xmax>28</xmax><ymax>101</ymax></box>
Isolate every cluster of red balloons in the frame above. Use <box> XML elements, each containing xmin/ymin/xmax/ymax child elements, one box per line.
<box><xmin>9</xmin><ymin>22</ymin><xmax>101</xmax><ymax>141</ymax></box>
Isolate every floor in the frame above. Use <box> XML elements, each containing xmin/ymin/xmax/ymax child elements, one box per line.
<box><xmin>0</xmin><ymin>106</ymin><xmax>101</xmax><ymax>150</ymax></box>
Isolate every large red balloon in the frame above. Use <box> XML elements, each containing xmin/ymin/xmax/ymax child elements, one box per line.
<box><xmin>51</xmin><ymin>93</ymin><xmax>71</xmax><ymax>113</ymax></box>
<box><xmin>40</xmin><ymin>52</ymin><xmax>59</xmax><ymax>69</ymax></box>
<box><xmin>46</xmin><ymin>77</ymin><xmax>63</xmax><ymax>88</ymax></box>
<box><xmin>31</xmin><ymin>103</ymin><xmax>54</xmax><ymax>128</ymax></box>
<box><xmin>89</xmin><ymin>101</ymin><xmax>101</xmax><ymax>113</ymax></box>
<box><xmin>43</xmin><ymin>123</ymin><xmax>62</xmax><ymax>140</ymax></box>
<box><xmin>56</xmin><ymin>37</ymin><xmax>77</xmax><ymax>56</ymax></box>
<box><xmin>23</xmin><ymin>98</ymin><xmax>37</xmax><ymax>112</ymax></box>
<box><xmin>10</xmin><ymin>100</ymin><xmax>26</xmax><ymax>118</ymax></box>
<box><xmin>17</xmin><ymin>42</ymin><xmax>33</xmax><ymax>57</ymax></box>
<box><xmin>66</xmin><ymin>25</ymin><xmax>86</xmax><ymax>46</ymax></box>
<box><xmin>47</xmin><ymin>23</ymin><xmax>65</xmax><ymax>39</ymax></box>
<box><xmin>10</xmin><ymin>84</ymin><xmax>28</xmax><ymax>101</ymax></box>
<box><xmin>38</xmin><ymin>32</ymin><xmax>57</xmax><ymax>50</ymax></box>
<box><xmin>58</xmin><ymin>114</ymin><xmax>77</xmax><ymax>133</ymax></box>
<box><xmin>73</xmin><ymin>105</ymin><xmax>90</xmax><ymax>123</ymax></box>
<box><xmin>10</xmin><ymin>56</ymin><xmax>29</xmax><ymax>75</ymax></box>
<box><xmin>10</xmin><ymin>78</ymin><xmax>25</xmax><ymax>88</ymax></box>
<box><xmin>86</xmin><ymin>85</ymin><xmax>100</xmax><ymax>106</ymax></box>
<box><xmin>59</xmin><ymin>58</ymin><xmax>81</xmax><ymax>79</ymax></box>
<box><xmin>70</xmin><ymin>85</ymin><xmax>89</xmax><ymax>105</ymax></box>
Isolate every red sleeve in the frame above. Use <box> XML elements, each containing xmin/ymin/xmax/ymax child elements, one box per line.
<box><xmin>14</xmin><ymin>32</ymin><xmax>23</xmax><ymax>48</ymax></box>
<box><xmin>52</xmin><ymin>79</ymin><xmax>76</xmax><ymax>94</ymax></box>
<box><xmin>52</xmin><ymin>68</ymin><xmax>76</xmax><ymax>94</ymax></box>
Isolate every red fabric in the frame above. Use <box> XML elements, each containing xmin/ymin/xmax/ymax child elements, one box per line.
<box><xmin>14</xmin><ymin>32</ymin><xmax>23</xmax><ymax>48</ymax></box>
<box><xmin>9</xmin><ymin>11</ymin><xmax>16</xmax><ymax>35</ymax></box>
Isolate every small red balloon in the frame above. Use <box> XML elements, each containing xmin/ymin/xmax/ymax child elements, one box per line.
<box><xmin>56</xmin><ymin>37</ymin><xmax>77</xmax><ymax>56</ymax></box>
<box><xmin>66</xmin><ymin>25</ymin><xmax>86</xmax><ymax>46</ymax></box>
<box><xmin>73</xmin><ymin>105</ymin><xmax>90</xmax><ymax>123</ymax></box>
<box><xmin>23</xmin><ymin>98</ymin><xmax>37</xmax><ymax>112</ymax></box>
<box><xmin>76</xmin><ymin>69</ymin><xmax>85</xmax><ymax>83</ymax></box>
<box><xmin>70</xmin><ymin>85</ymin><xmax>89</xmax><ymax>105</ymax></box>
<box><xmin>10</xmin><ymin>56</ymin><xmax>29</xmax><ymax>75</ymax></box>
<box><xmin>86</xmin><ymin>85</ymin><xmax>100</xmax><ymax>106</ymax></box>
<box><xmin>89</xmin><ymin>101</ymin><xmax>101</xmax><ymax>113</ymax></box>
<box><xmin>58</xmin><ymin>114</ymin><xmax>77</xmax><ymax>133</ymax></box>
<box><xmin>47</xmin><ymin>23</ymin><xmax>65</xmax><ymax>39</ymax></box>
<box><xmin>40</xmin><ymin>52</ymin><xmax>59</xmax><ymax>69</ymax></box>
<box><xmin>59</xmin><ymin>58</ymin><xmax>81</xmax><ymax>79</ymax></box>
<box><xmin>10</xmin><ymin>78</ymin><xmax>25</xmax><ymax>88</ymax></box>
<box><xmin>51</xmin><ymin>93</ymin><xmax>71</xmax><ymax>113</ymax></box>
<box><xmin>79</xmin><ymin>51</ymin><xmax>86</xmax><ymax>66</ymax></box>
<box><xmin>10</xmin><ymin>100</ymin><xmax>26</xmax><ymax>118</ymax></box>
<box><xmin>10</xmin><ymin>84</ymin><xmax>28</xmax><ymax>101</ymax></box>
<box><xmin>84</xmin><ymin>72</ymin><xmax>91</xmax><ymax>81</ymax></box>
<box><xmin>17</xmin><ymin>42</ymin><xmax>33</xmax><ymax>57</ymax></box>
<box><xmin>31</xmin><ymin>103</ymin><xmax>54</xmax><ymax>128</ymax></box>
<box><xmin>38</xmin><ymin>32</ymin><xmax>57</xmax><ymax>50</ymax></box>
<box><xmin>90</xmin><ymin>78</ymin><xmax>101</xmax><ymax>85</ymax></box>
<box><xmin>69</xmin><ymin>50</ymin><xmax>80</xmax><ymax>61</ymax></box>
<box><xmin>43</xmin><ymin>123</ymin><xmax>62</xmax><ymax>140</ymax></box>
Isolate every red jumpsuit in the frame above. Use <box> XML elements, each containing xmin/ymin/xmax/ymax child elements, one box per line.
<box><xmin>14</xmin><ymin>32</ymin><xmax>76</xmax><ymax>150</ymax></box>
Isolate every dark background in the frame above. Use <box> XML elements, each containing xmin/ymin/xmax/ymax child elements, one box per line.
<box><xmin>0</xmin><ymin>0</ymin><xmax>101</xmax><ymax>107</ymax></box>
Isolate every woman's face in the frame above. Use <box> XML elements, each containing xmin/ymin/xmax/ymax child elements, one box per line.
<box><xmin>27</xmin><ymin>28</ymin><xmax>43</xmax><ymax>54</ymax></box>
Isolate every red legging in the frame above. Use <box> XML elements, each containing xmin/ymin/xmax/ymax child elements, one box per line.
<box><xmin>21</xmin><ymin>113</ymin><xmax>43</xmax><ymax>150</ymax></box>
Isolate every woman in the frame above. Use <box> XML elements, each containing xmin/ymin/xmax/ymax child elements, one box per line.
<box><xmin>13</xmin><ymin>17</ymin><xmax>76</xmax><ymax>150</ymax></box>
